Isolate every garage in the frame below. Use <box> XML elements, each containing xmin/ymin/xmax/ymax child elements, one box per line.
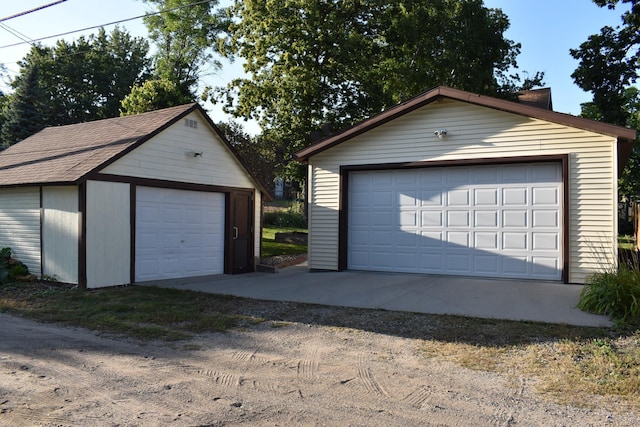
<box><xmin>347</xmin><ymin>163</ymin><xmax>563</xmax><ymax>280</ymax></box>
<box><xmin>135</xmin><ymin>187</ymin><xmax>225</xmax><ymax>281</ymax></box>
<box><xmin>295</xmin><ymin>86</ymin><xmax>637</xmax><ymax>284</ymax></box>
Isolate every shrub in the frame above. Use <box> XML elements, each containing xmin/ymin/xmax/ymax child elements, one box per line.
<box><xmin>578</xmin><ymin>265</ymin><xmax>640</xmax><ymax>325</ymax></box>
<box><xmin>0</xmin><ymin>247</ymin><xmax>31</xmax><ymax>283</ymax></box>
<box><xmin>264</xmin><ymin>211</ymin><xmax>307</xmax><ymax>228</ymax></box>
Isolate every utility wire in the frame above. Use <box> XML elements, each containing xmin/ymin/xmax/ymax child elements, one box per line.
<box><xmin>0</xmin><ymin>0</ymin><xmax>215</xmax><ymax>50</ymax></box>
<box><xmin>0</xmin><ymin>23</ymin><xmax>36</xmax><ymax>47</ymax></box>
<box><xmin>0</xmin><ymin>0</ymin><xmax>68</xmax><ymax>24</ymax></box>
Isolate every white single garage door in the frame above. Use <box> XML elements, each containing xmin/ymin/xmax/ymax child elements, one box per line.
<box><xmin>348</xmin><ymin>163</ymin><xmax>562</xmax><ymax>280</ymax></box>
<box><xmin>135</xmin><ymin>187</ymin><xmax>225</xmax><ymax>281</ymax></box>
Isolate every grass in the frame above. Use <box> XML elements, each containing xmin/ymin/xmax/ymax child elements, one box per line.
<box><xmin>619</xmin><ymin>235</ymin><xmax>635</xmax><ymax>250</ymax></box>
<box><xmin>262</xmin><ymin>226</ymin><xmax>307</xmax><ymax>258</ymax></box>
<box><xmin>0</xmin><ymin>282</ymin><xmax>263</xmax><ymax>341</ymax></box>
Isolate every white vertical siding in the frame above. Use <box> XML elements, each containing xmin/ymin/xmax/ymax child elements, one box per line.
<box><xmin>308</xmin><ymin>99</ymin><xmax>618</xmax><ymax>283</ymax></box>
<box><xmin>0</xmin><ymin>187</ymin><xmax>41</xmax><ymax>276</ymax></box>
<box><xmin>86</xmin><ymin>181</ymin><xmax>131</xmax><ymax>288</ymax></box>
<box><xmin>42</xmin><ymin>186</ymin><xmax>78</xmax><ymax>283</ymax></box>
<box><xmin>101</xmin><ymin>111</ymin><xmax>256</xmax><ymax>189</ymax></box>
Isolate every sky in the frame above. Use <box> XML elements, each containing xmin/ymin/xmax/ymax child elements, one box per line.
<box><xmin>0</xmin><ymin>0</ymin><xmax>633</xmax><ymax>133</ymax></box>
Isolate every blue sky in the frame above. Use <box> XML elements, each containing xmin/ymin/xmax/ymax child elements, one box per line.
<box><xmin>0</xmin><ymin>0</ymin><xmax>632</xmax><ymax>130</ymax></box>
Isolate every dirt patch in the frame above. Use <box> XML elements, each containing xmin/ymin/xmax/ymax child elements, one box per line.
<box><xmin>1</xmin><ymin>312</ymin><xmax>637</xmax><ymax>426</ymax></box>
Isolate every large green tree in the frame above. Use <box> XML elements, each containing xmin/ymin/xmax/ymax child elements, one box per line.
<box><xmin>216</xmin><ymin>0</ymin><xmax>541</xmax><ymax>180</ymax></box>
<box><xmin>142</xmin><ymin>0</ymin><xmax>229</xmax><ymax>101</ymax></box>
<box><xmin>570</xmin><ymin>0</ymin><xmax>639</xmax><ymax>126</ymax></box>
<box><xmin>571</xmin><ymin>1</ymin><xmax>639</xmax><ymax>204</ymax></box>
<box><xmin>1</xmin><ymin>63</ymin><xmax>49</xmax><ymax>148</ymax></box>
<box><xmin>1</xmin><ymin>27</ymin><xmax>151</xmax><ymax>146</ymax></box>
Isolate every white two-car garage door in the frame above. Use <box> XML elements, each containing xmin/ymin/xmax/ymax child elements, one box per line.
<box><xmin>348</xmin><ymin>163</ymin><xmax>562</xmax><ymax>280</ymax></box>
<box><xmin>135</xmin><ymin>187</ymin><xmax>225</xmax><ymax>281</ymax></box>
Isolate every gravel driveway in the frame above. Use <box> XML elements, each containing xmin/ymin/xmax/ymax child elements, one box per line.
<box><xmin>0</xmin><ymin>312</ymin><xmax>636</xmax><ymax>426</ymax></box>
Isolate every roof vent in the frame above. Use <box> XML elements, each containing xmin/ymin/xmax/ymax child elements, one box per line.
<box><xmin>184</xmin><ymin>118</ymin><xmax>198</xmax><ymax>129</ymax></box>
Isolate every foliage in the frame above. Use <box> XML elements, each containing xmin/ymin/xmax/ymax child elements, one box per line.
<box><xmin>263</xmin><ymin>211</ymin><xmax>307</xmax><ymax>228</ymax></box>
<box><xmin>216</xmin><ymin>120</ymin><xmax>280</xmax><ymax>189</ymax></box>
<box><xmin>0</xmin><ymin>62</ymin><xmax>48</xmax><ymax>147</ymax></box>
<box><xmin>214</xmin><ymin>0</ymin><xmax>542</xmax><ymax>181</ymax></box>
<box><xmin>580</xmin><ymin>87</ymin><xmax>640</xmax><ymax>201</ymax></box>
<box><xmin>142</xmin><ymin>0</ymin><xmax>229</xmax><ymax>100</ymax></box>
<box><xmin>120</xmin><ymin>78</ymin><xmax>193</xmax><ymax>115</ymax></box>
<box><xmin>578</xmin><ymin>264</ymin><xmax>640</xmax><ymax>325</ymax></box>
<box><xmin>1</xmin><ymin>27</ymin><xmax>151</xmax><ymax>146</ymax></box>
<box><xmin>0</xmin><ymin>247</ymin><xmax>30</xmax><ymax>283</ymax></box>
<box><xmin>571</xmin><ymin>0</ymin><xmax>639</xmax><ymax>124</ymax></box>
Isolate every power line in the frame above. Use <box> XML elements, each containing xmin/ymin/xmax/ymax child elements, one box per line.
<box><xmin>0</xmin><ymin>0</ymin><xmax>215</xmax><ymax>50</ymax></box>
<box><xmin>0</xmin><ymin>1</ymin><xmax>68</xmax><ymax>24</ymax></box>
<box><xmin>0</xmin><ymin>23</ymin><xmax>35</xmax><ymax>47</ymax></box>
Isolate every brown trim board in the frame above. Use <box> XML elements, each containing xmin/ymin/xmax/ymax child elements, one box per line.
<box><xmin>338</xmin><ymin>154</ymin><xmax>570</xmax><ymax>283</ymax></box>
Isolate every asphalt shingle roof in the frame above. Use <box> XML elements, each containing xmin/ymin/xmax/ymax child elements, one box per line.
<box><xmin>0</xmin><ymin>104</ymin><xmax>197</xmax><ymax>187</ymax></box>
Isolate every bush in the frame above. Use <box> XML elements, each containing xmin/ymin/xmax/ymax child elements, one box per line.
<box><xmin>0</xmin><ymin>247</ymin><xmax>31</xmax><ymax>283</ymax></box>
<box><xmin>264</xmin><ymin>211</ymin><xmax>307</xmax><ymax>228</ymax></box>
<box><xmin>578</xmin><ymin>265</ymin><xmax>640</xmax><ymax>325</ymax></box>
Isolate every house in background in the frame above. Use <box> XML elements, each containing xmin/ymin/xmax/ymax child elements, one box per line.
<box><xmin>295</xmin><ymin>86</ymin><xmax>636</xmax><ymax>284</ymax></box>
<box><xmin>0</xmin><ymin>104</ymin><xmax>269</xmax><ymax>288</ymax></box>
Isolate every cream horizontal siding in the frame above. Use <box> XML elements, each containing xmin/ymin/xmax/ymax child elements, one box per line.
<box><xmin>101</xmin><ymin>111</ymin><xmax>256</xmax><ymax>190</ymax></box>
<box><xmin>0</xmin><ymin>187</ymin><xmax>41</xmax><ymax>275</ymax></box>
<box><xmin>86</xmin><ymin>181</ymin><xmax>131</xmax><ymax>288</ymax></box>
<box><xmin>42</xmin><ymin>186</ymin><xmax>78</xmax><ymax>283</ymax></box>
<box><xmin>308</xmin><ymin>99</ymin><xmax>617</xmax><ymax>283</ymax></box>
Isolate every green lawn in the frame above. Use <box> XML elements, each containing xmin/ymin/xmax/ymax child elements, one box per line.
<box><xmin>262</xmin><ymin>227</ymin><xmax>307</xmax><ymax>258</ymax></box>
<box><xmin>619</xmin><ymin>235</ymin><xmax>635</xmax><ymax>250</ymax></box>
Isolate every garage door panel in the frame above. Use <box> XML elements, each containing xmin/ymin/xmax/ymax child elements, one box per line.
<box><xmin>421</xmin><ymin>190</ymin><xmax>442</xmax><ymax>205</ymax></box>
<box><xmin>533</xmin><ymin>187</ymin><xmax>559</xmax><ymax>205</ymax></box>
<box><xmin>533</xmin><ymin>233</ymin><xmax>559</xmax><ymax>250</ymax></box>
<box><xmin>348</xmin><ymin>163</ymin><xmax>562</xmax><ymax>280</ymax></box>
<box><xmin>533</xmin><ymin>210</ymin><xmax>559</xmax><ymax>227</ymax></box>
<box><xmin>475</xmin><ymin>188</ymin><xmax>498</xmax><ymax>205</ymax></box>
<box><xmin>447</xmin><ymin>211</ymin><xmax>469</xmax><ymax>227</ymax></box>
<box><xmin>503</xmin><ymin>188</ymin><xmax>528</xmax><ymax>205</ymax></box>
<box><xmin>475</xmin><ymin>232</ymin><xmax>498</xmax><ymax>250</ymax></box>
<box><xmin>474</xmin><ymin>255</ymin><xmax>499</xmax><ymax>274</ymax></box>
<box><xmin>475</xmin><ymin>211</ymin><xmax>498</xmax><ymax>227</ymax></box>
<box><xmin>135</xmin><ymin>187</ymin><xmax>224</xmax><ymax>281</ymax></box>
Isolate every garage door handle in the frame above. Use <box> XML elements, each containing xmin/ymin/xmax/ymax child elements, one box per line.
<box><xmin>233</xmin><ymin>226</ymin><xmax>238</xmax><ymax>240</ymax></box>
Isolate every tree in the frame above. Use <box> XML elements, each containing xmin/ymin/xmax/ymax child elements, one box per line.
<box><xmin>1</xmin><ymin>27</ymin><xmax>150</xmax><ymax>145</ymax></box>
<box><xmin>120</xmin><ymin>78</ymin><xmax>193</xmax><ymax>115</ymax></box>
<box><xmin>1</xmin><ymin>63</ymin><xmax>49</xmax><ymax>147</ymax></box>
<box><xmin>217</xmin><ymin>120</ymin><xmax>279</xmax><ymax>192</ymax></box>
<box><xmin>142</xmin><ymin>0</ymin><xmax>229</xmax><ymax>100</ymax></box>
<box><xmin>216</xmin><ymin>0</ymin><xmax>541</xmax><ymax>180</ymax></box>
<box><xmin>570</xmin><ymin>0</ymin><xmax>639</xmax><ymax>126</ymax></box>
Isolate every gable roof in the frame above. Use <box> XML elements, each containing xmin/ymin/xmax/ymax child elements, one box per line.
<box><xmin>294</xmin><ymin>86</ymin><xmax>637</xmax><ymax>168</ymax></box>
<box><xmin>0</xmin><ymin>104</ymin><xmax>269</xmax><ymax>196</ymax></box>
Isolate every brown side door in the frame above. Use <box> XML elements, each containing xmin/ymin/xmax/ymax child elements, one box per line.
<box><xmin>228</xmin><ymin>190</ymin><xmax>254</xmax><ymax>274</ymax></box>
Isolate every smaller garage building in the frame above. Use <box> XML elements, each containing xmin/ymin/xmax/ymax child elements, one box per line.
<box><xmin>0</xmin><ymin>104</ymin><xmax>267</xmax><ymax>288</ymax></box>
<box><xmin>295</xmin><ymin>86</ymin><xmax>637</xmax><ymax>284</ymax></box>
